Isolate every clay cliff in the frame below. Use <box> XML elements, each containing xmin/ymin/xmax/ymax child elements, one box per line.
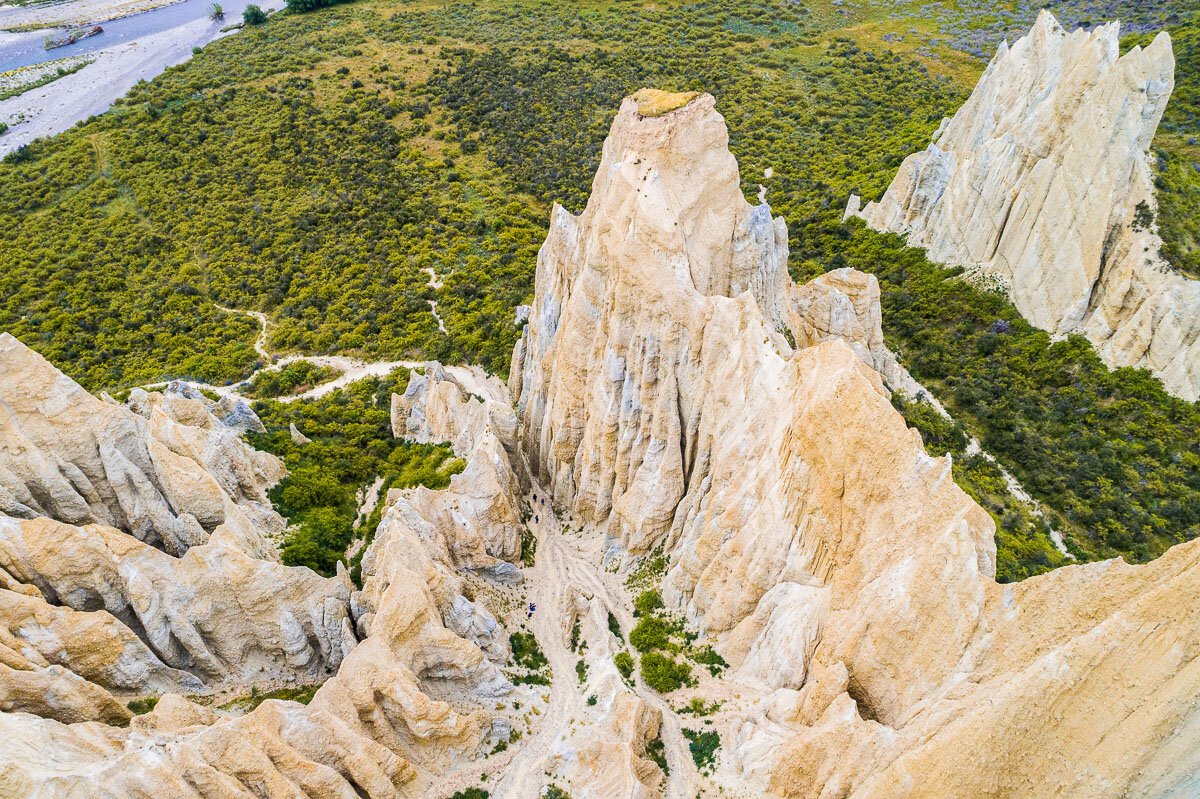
<box><xmin>511</xmin><ymin>90</ymin><xmax>1200</xmax><ymax>797</ymax></box>
<box><xmin>848</xmin><ymin>10</ymin><xmax>1200</xmax><ymax>401</ymax></box>
<box><xmin>0</xmin><ymin>335</ymin><xmax>355</xmax><ymax>719</ymax></box>
<box><xmin>0</xmin><ymin>340</ymin><xmax>520</xmax><ymax>798</ymax></box>
<box><xmin>391</xmin><ymin>362</ymin><xmax>525</xmax><ymax>582</ymax></box>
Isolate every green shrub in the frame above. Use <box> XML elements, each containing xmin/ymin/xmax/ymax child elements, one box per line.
<box><xmin>614</xmin><ymin>651</ymin><xmax>634</xmax><ymax>680</ymax></box>
<box><xmin>279</xmin><ymin>468</ymin><xmax>344</xmax><ymax>513</ymax></box>
<box><xmin>280</xmin><ymin>506</ymin><xmax>353</xmax><ymax>575</ymax></box>
<box><xmin>679</xmin><ymin>698</ymin><xmax>721</xmax><ymax>716</ymax></box>
<box><xmin>520</xmin><ymin>524</ymin><xmax>537</xmax><ymax>567</ymax></box>
<box><xmin>446</xmin><ymin>789</ymin><xmax>489</xmax><ymax>799</ymax></box>
<box><xmin>689</xmin><ymin>645</ymin><xmax>728</xmax><ymax>676</ymax></box>
<box><xmin>243</xmin><ymin>359</ymin><xmax>341</xmax><ymax>398</ymax></box>
<box><xmin>626</xmin><ymin>547</ymin><xmax>668</xmax><ymax>591</ymax></box>
<box><xmin>629</xmin><ymin>616</ymin><xmax>671</xmax><ymax>653</ymax></box>
<box><xmin>242</xmin><ymin>3</ymin><xmax>267</xmax><ymax>25</ymax></box>
<box><xmin>891</xmin><ymin>392</ymin><xmax>967</xmax><ymax>456</ymax></box>
<box><xmin>607</xmin><ymin>610</ymin><xmax>623</xmax><ymax>642</ymax></box>
<box><xmin>510</xmin><ymin>631</ymin><xmax>547</xmax><ymax>671</ymax></box>
<box><xmin>633</xmin><ymin>589</ymin><xmax>663</xmax><ymax>617</ymax></box>
<box><xmin>682</xmin><ymin>728</ymin><xmax>720</xmax><ymax>774</ymax></box>
<box><xmin>640</xmin><ymin>651</ymin><xmax>692</xmax><ymax>693</ymax></box>
<box><xmin>127</xmin><ymin>695</ymin><xmax>160</xmax><ymax>715</ymax></box>
<box><xmin>511</xmin><ymin>671</ymin><xmax>550</xmax><ymax>686</ymax></box>
<box><xmin>285</xmin><ymin>0</ymin><xmax>339</xmax><ymax>12</ymax></box>
<box><xmin>645</xmin><ymin>731</ymin><xmax>669</xmax><ymax>776</ymax></box>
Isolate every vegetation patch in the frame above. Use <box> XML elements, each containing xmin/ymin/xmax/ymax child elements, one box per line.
<box><xmin>241</xmin><ymin>359</ymin><xmax>343</xmax><ymax>398</ymax></box>
<box><xmin>219</xmin><ymin>683</ymin><xmax>320</xmax><ymax>713</ymax></box>
<box><xmin>247</xmin><ymin>368</ymin><xmax>464</xmax><ymax>579</ymax></box>
<box><xmin>626</xmin><ymin>547</ymin><xmax>668</xmax><ymax>592</ymax></box>
<box><xmin>639</xmin><ymin>651</ymin><xmax>693</xmax><ymax>693</ymax></box>
<box><xmin>631</xmin><ymin>88</ymin><xmax>701</xmax><ymax>117</ymax></box>
<box><xmin>690</xmin><ymin>645</ymin><xmax>728</xmax><ymax>676</ymax></box>
<box><xmin>607</xmin><ymin>610</ymin><xmax>623</xmax><ymax>642</ymax></box>
<box><xmin>127</xmin><ymin>695</ymin><xmax>160</xmax><ymax>715</ymax></box>
<box><xmin>614</xmin><ymin>650</ymin><xmax>634</xmax><ymax>681</ymax></box>
<box><xmin>520</xmin><ymin>521</ymin><xmax>537</xmax><ymax>567</ymax></box>
<box><xmin>679</xmin><ymin>698</ymin><xmax>722</xmax><ymax>716</ymax></box>
<box><xmin>508</xmin><ymin>630</ymin><xmax>551</xmax><ymax>686</ymax></box>
<box><xmin>633</xmin><ymin>588</ymin><xmax>664</xmax><ymax>617</ymax></box>
<box><xmin>682</xmin><ymin>727</ymin><xmax>721</xmax><ymax>775</ymax></box>
<box><xmin>630</xmin><ymin>615</ymin><xmax>675</xmax><ymax>653</ymax></box>
<box><xmin>446</xmin><ymin>789</ymin><xmax>489</xmax><ymax>799</ymax></box>
<box><xmin>646</xmin><ymin>730</ymin><xmax>669</xmax><ymax>776</ymax></box>
<box><xmin>628</xmin><ymin>599</ymin><xmax>724</xmax><ymax>677</ymax></box>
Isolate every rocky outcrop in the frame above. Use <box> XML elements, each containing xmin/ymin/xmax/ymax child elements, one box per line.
<box><xmin>0</xmin><ymin>334</ymin><xmax>283</xmax><ymax>558</ymax></box>
<box><xmin>0</xmin><ymin>480</ymin><xmax>514</xmax><ymax>799</ymax></box>
<box><xmin>511</xmin><ymin>90</ymin><xmax>1200</xmax><ymax>797</ymax></box>
<box><xmin>0</xmin><ymin>584</ymin><xmax>200</xmax><ymax>694</ymax></box>
<box><xmin>289</xmin><ymin>421</ymin><xmax>311</xmax><ymax>445</ymax></box>
<box><xmin>0</xmin><ymin>345</ymin><xmax>517</xmax><ymax>797</ymax></box>
<box><xmin>548</xmin><ymin>594</ymin><xmax>664</xmax><ymax>799</ymax></box>
<box><xmin>788</xmin><ymin>267</ymin><xmax>927</xmax><ymax>397</ymax></box>
<box><xmin>0</xmin><ymin>335</ymin><xmax>359</xmax><ymax>732</ymax></box>
<box><xmin>391</xmin><ymin>362</ymin><xmax>525</xmax><ymax>580</ymax></box>
<box><xmin>0</xmin><ymin>515</ymin><xmax>355</xmax><ymax>685</ymax></box>
<box><xmin>0</xmin><ymin>663</ymin><xmax>132</xmax><ymax>725</ymax></box>
<box><xmin>848</xmin><ymin>11</ymin><xmax>1200</xmax><ymax>401</ymax></box>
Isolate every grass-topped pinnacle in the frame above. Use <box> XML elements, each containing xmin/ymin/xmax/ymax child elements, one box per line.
<box><xmin>631</xmin><ymin>88</ymin><xmax>701</xmax><ymax>117</ymax></box>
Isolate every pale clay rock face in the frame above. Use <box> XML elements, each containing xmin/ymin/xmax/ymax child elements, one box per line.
<box><xmin>849</xmin><ymin>10</ymin><xmax>1199</xmax><ymax>401</ymax></box>
<box><xmin>0</xmin><ymin>342</ymin><xmax>518</xmax><ymax>797</ymax></box>
<box><xmin>511</xmin><ymin>90</ymin><xmax>1200</xmax><ymax>797</ymax></box>
<box><xmin>550</xmin><ymin>596</ymin><xmax>664</xmax><ymax>799</ymax></box>
<box><xmin>391</xmin><ymin>362</ymin><xmax>525</xmax><ymax>579</ymax></box>
<box><xmin>0</xmin><ymin>335</ymin><xmax>283</xmax><ymax>558</ymax></box>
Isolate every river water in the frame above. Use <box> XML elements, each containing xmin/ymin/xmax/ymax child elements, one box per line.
<box><xmin>0</xmin><ymin>0</ymin><xmax>264</xmax><ymax>73</ymax></box>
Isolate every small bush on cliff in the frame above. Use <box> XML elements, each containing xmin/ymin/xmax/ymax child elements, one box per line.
<box><xmin>683</xmin><ymin>728</ymin><xmax>721</xmax><ymax>774</ymax></box>
<box><xmin>630</xmin><ymin>616</ymin><xmax>672</xmax><ymax>653</ymax></box>
<box><xmin>614</xmin><ymin>651</ymin><xmax>634</xmax><ymax>680</ymax></box>
<box><xmin>640</xmin><ymin>651</ymin><xmax>693</xmax><ymax>693</ymax></box>
<box><xmin>446</xmin><ymin>790</ymin><xmax>488</xmax><ymax>799</ymax></box>
<box><xmin>633</xmin><ymin>589</ymin><xmax>664</xmax><ymax>617</ymax></box>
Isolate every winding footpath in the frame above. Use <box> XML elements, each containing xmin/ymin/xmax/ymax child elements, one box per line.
<box><xmin>148</xmin><ymin>305</ymin><xmax>426</xmax><ymax>403</ymax></box>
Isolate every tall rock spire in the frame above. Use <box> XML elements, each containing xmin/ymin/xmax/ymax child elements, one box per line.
<box><xmin>513</xmin><ymin>88</ymin><xmax>1200</xmax><ymax>798</ymax></box>
<box><xmin>849</xmin><ymin>11</ymin><xmax>1199</xmax><ymax>400</ymax></box>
